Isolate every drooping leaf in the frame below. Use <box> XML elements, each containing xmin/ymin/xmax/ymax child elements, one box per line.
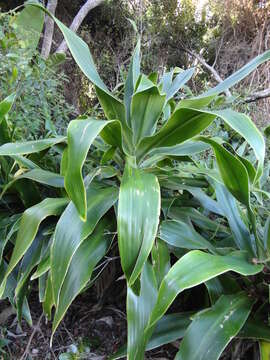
<box><xmin>52</xmin><ymin>217</ymin><xmax>112</xmax><ymax>336</ymax></box>
<box><xmin>64</xmin><ymin>118</ymin><xmax>118</xmax><ymax>220</ymax></box>
<box><xmin>0</xmin><ymin>137</ymin><xmax>66</xmax><ymax>156</ymax></box>
<box><xmin>175</xmin><ymin>293</ymin><xmax>254</xmax><ymax>360</ymax></box>
<box><xmin>118</xmin><ymin>163</ymin><xmax>160</xmax><ymax>285</ymax></box>
<box><xmin>197</xmin><ymin>137</ymin><xmax>250</xmax><ymax>207</ymax></box>
<box><xmin>0</xmin><ymin>198</ymin><xmax>68</xmax><ymax>298</ymax></box>
<box><xmin>148</xmin><ymin>250</ymin><xmax>262</xmax><ymax>327</ymax></box>
<box><xmin>51</xmin><ymin>183</ymin><xmax>118</xmax><ymax>306</ymax></box>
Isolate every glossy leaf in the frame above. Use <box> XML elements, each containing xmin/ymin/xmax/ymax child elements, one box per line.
<box><xmin>118</xmin><ymin>164</ymin><xmax>160</xmax><ymax>285</ymax></box>
<box><xmin>197</xmin><ymin>137</ymin><xmax>250</xmax><ymax>207</ymax></box>
<box><xmin>51</xmin><ymin>183</ymin><xmax>118</xmax><ymax>306</ymax></box>
<box><xmin>0</xmin><ymin>198</ymin><xmax>68</xmax><ymax>298</ymax></box>
<box><xmin>64</xmin><ymin>118</ymin><xmax>117</xmax><ymax>220</ymax></box>
<box><xmin>137</xmin><ymin>108</ymin><xmax>216</xmax><ymax>162</ymax></box>
<box><xmin>0</xmin><ymin>137</ymin><xmax>66</xmax><ymax>156</ymax></box>
<box><xmin>131</xmin><ymin>76</ymin><xmax>166</xmax><ymax>145</ymax></box>
<box><xmin>152</xmin><ymin>238</ymin><xmax>170</xmax><ymax>287</ymax></box>
<box><xmin>52</xmin><ymin>218</ymin><xmax>112</xmax><ymax>336</ymax></box>
<box><xmin>148</xmin><ymin>250</ymin><xmax>262</xmax><ymax>327</ymax></box>
<box><xmin>175</xmin><ymin>293</ymin><xmax>254</xmax><ymax>360</ymax></box>
<box><xmin>141</xmin><ymin>140</ymin><xmax>209</xmax><ymax>168</ymax></box>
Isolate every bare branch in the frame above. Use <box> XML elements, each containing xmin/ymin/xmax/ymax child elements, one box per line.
<box><xmin>56</xmin><ymin>0</ymin><xmax>105</xmax><ymax>54</ymax></box>
<box><xmin>183</xmin><ymin>47</ymin><xmax>232</xmax><ymax>97</ymax></box>
<box><xmin>41</xmin><ymin>0</ymin><xmax>58</xmax><ymax>59</ymax></box>
<box><xmin>245</xmin><ymin>88</ymin><xmax>270</xmax><ymax>103</ymax></box>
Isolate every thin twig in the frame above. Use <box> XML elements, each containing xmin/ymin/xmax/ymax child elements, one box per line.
<box><xmin>19</xmin><ymin>313</ymin><xmax>44</xmax><ymax>360</ymax></box>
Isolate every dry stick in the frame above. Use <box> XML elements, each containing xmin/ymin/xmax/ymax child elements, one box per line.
<box><xmin>55</xmin><ymin>0</ymin><xmax>105</xmax><ymax>54</ymax></box>
<box><xmin>19</xmin><ymin>313</ymin><xmax>44</xmax><ymax>360</ymax></box>
<box><xmin>41</xmin><ymin>0</ymin><xmax>58</xmax><ymax>59</ymax></box>
<box><xmin>244</xmin><ymin>88</ymin><xmax>270</xmax><ymax>103</ymax></box>
<box><xmin>183</xmin><ymin>48</ymin><xmax>232</xmax><ymax>97</ymax></box>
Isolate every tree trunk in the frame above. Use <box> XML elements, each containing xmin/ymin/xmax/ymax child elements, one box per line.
<box><xmin>41</xmin><ymin>0</ymin><xmax>58</xmax><ymax>59</ymax></box>
<box><xmin>56</xmin><ymin>0</ymin><xmax>105</xmax><ymax>54</ymax></box>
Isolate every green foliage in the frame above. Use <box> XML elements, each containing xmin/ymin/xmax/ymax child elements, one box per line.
<box><xmin>1</xmin><ymin>3</ymin><xmax>270</xmax><ymax>360</ymax></box>
<box><xmin>0</xmin><ymin>11</ymin><xmax>74</xmax><ymax>140</ymax></box>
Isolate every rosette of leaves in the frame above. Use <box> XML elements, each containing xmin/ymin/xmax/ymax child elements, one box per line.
<box><xmin>0</xmin><ymin>3</ymin><xmax>270</xmax><ymax>359</ymax></box>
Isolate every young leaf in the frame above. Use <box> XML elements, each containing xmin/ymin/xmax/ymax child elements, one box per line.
<box><xmin>175</xmin><ymin>293</ymin><xmax>254</xmax><ymax>360</ymax></box>
<box><xmin>118</xmin><ymin>163</ymin><xmax>160</xmax><ymax>285</ymax></box>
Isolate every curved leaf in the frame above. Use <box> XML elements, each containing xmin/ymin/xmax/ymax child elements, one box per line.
<box><xmin>148</xmin><ymin>250</ymin><xmax>262</xmax><ymax>327</ymax></box>
<box><xmin>197</xmin><ymin>137</ymin><xmax>250</xmax><ymax>207</ymax></box>
<box><xmin>204</xmin><ymin>50</ymin><xmax>270</xmax><ymax>96</ymax></box>
<box><xmin>137</xmin><ymin>108</ymin><xmax>216</xmax><ymax>162</ymax></box>
<box><xmin>51</xmin><ymin>183</ymin><xmax>118</xmax><ymax>306</ymax></box>
<box><xmin>118</xmin><ymin>164</ymin><xmax>160</xmax><ymax>285</ymax></box>
<box><xmin>64</xmin><ymin>118</ymin><xmax>117</xmax><ymax>220</ymax></box>
<box><xmin>0</xmin><ymin>137</ymin><xmax>66</xmax><ymax>156</ymax></box>
<box><xmin>0</xmin><ymin>198</ymin><xmax>68</xmax><ymax>298</ymax></box>
<box><xmin>131</xmin><ymin>76</ymin><xmax>166</xmax><ymax>145</ymax></box>
<box><xmin>175</xmin><ymin>293</ymin><xmax>254</xmax><ymax>360</ymax></box>
<box><xmin>0</xmin><ymin>93</ymin><xmax>16</xmax><ymax>120</ymax></box>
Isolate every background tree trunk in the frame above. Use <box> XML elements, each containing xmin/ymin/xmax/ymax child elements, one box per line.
<box><xmin>41</xmin><ymin>0</ymin><xmax>58</xmax><ymax>59</ymax></box>
<box><xmin>56</xmin><ymin>0</ymin><xmax>105</xmax><ymax>54</ymax></box>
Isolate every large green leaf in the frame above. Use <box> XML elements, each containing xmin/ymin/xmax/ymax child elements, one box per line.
<box><xmin>52</xmin><ymin>217</ymin><xmax>112</xmax><ymax>337</ymax></box>
<box><xmin>131</xmin><ymin>76</ymin><xmax>166</xmax><ymax>145</ymax></box>
<box><xmin>118</xmin><ymin>164</ymin><xmax>160</xmax><ymax>285</ymax></box>
<box><xmin>137</xmin><ymin>108</ymin><xmax>216</xmax><ymax>162</ymax></box>
<box><xmin>148</xmin><ymin>250</ymin><xmax>262</xmax><ymax>327</ymax></box>
<box><xmin>204</xmin><ymin>50</ymin><xmax>270</xmax><ymax>96</ymax></box>
<box><xmin>175</xmin><ymin>293</ymin><xmax>254</xmax><ymax>360</ymax></box>
<box><xmin>205</xmin><ymin>109</ymin><xmax>265</xmax><ymax>180</ymax></box>
<box><xmin>51</xmin><ymin>183</ymin><xmax>118</xmax><ymax>306</ymax></box>
<box><xmin>64</xmin><ymin>118</ymin><xmax>118</xmax><ymax>220</ymax></box>
<box><xmin>127</xmin><ymin>261</ymin><xmax>158</xmax><ymax>359</ymax></box>
<box><xmin>238</xmin><ymin>318</ymin><xmax>270</xmax><ymax>341</ymax></box>
<box><xmin>0</xmin><ymin>137</ymin><xmax>66</xmax><ymax>156</ymax></box>
<box><xmin>0</xmin><ymin>198</ymin><xmax>68</xmax><ymax>298</ymax></box>
<box><xmin>197</xmin><ymin>137</ymin><xmax>250</xmax><ymax>207</ymax></box>
<box><xmin>159</xmin><ymin>220</ymin><xmax>216</xmax><ymax>252</ymax></box>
